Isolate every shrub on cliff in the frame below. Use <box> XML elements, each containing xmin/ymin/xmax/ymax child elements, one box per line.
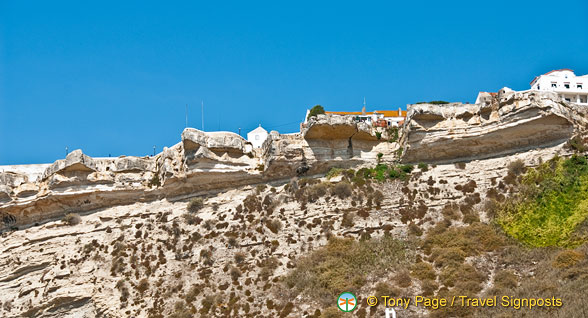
<box><xmin>187</xmin><ymin>197</ymin><xmax>204</xmax><ymax>213</ymax></box>
<box><xmin>567</xmin><ymin>135</ymin><xmax>587</xmax><ymax>153</ymax></box>
<box><xmin>387</xmin><ymin>126</ymin><xmax>399</xmax><ymax>142</ymax></box>
<box><xmin>497</xmin><ymin>154</ymin><xmax>588</xmax><ymax>247</ymax></box>
<box><xmin>331</xmin><ymin>182</ymin><xmax>352</xmax><ymax>199</ymax></box>
<box><xmin>399</xmin><ymin>164</ymin><xmax>414</xmax><ymax>173</ymax></box>
<box><xmin>63</xmin><ymin>213</ymin><xmax>81</xmax><ymax>225</ymax></box>
<box><xmin>507</xmin><ymin>159</ymin><xmax>526</xmax><ymax>176</ymax></box>
<box><xmin>283</xmin><ymin>235</ymin><xmax>409</xmax><ymax>306</ymax></box>
<box><xmin>307</xmin><ymin>105</ymin><xmax>325</xmax><ymax>120</ymax></box>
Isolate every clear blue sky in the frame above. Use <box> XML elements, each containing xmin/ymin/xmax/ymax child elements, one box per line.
<box><xmin>1</xmin><ymin>1</ymin><xmax>587</xmax><ymax>164</ymax></box>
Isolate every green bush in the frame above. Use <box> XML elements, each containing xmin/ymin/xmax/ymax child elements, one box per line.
<box><xmin>388</xmin><ymin>168</ymin><xmax>402</xmax><ymax>179</ymax></box>
<box><xmin>399</xmin><ymin>164</ymin><xmax>414</xmax><ymax>173</ymax></box>
<box><xmin>567</xmin><ymin>135</ymin><xmax>587</xmax><ymax>152</ymax></box>
<box><xmin>387</xmin><ymin>126</ymin><xmax>399</xmax><ymax>142</ymax></box>
<box><xmin>148</xmin><ymin>173</ymin><xmax>161</xmax><ymax>188</ymax></box>
<box><xmin>372</xmin><ymin>164</ymin><xmax>388</xmax><ymax>181</ymax></box>
<box><xmin>497</xmin><ymin>155</ymin><xmax>588</xmax><ymax>247</ymax></box>
<box><xmin>326</xmin><ymin>167</ymin><xmax>343</xmax><ymax>179</ymax></box>
<box><xmin>418</xmin><ymin>162</ymin><xmax>429</xmax><ymax>171</ymax></box>
<box><xmin>307</xmin><ymin>105</ymin><xmax>325</xmax><ymax>120</ymax></box>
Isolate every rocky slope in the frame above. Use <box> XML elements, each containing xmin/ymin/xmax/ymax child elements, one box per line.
<box><xmin>1</xmin><ymin>92</ymin><xmax>587</xmax><ymax>318</ymax></box>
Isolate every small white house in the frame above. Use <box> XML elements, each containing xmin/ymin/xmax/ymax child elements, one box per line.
<box><xmin>530</xmin><ymin>69</ymin><xmax>588</xmax><ymax>104</ymax></box>
<box><xmin>247</xmin><ymin>125</ymin><xmax>269</xmax><ymax>148</ymax></box>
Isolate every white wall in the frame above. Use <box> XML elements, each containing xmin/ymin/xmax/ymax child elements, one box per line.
<box><xmin>247</xmin><ymin>129</ymin><xmax>268</xmax><ymax>148</ymax></box>
<box><xmin>532</xmin><ymin>70</ymin><xmax>588</xmax><ymax>104</ymax></box>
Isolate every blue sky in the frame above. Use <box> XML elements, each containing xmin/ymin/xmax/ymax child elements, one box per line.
<box><xmin>1</xmin><ymin>0</ymin><xmax>587</xmax><ymax>164</ymax></box>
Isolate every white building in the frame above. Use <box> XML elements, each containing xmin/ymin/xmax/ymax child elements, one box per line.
<box><xmin>530</xmin><ymin>69</ymin><xmax>588</xmax><ymax>104</ymax></box>
<box><xmin>247</xmin><ymin>125</ymin><xmax>268</xmax><ymax>148</ymax></box>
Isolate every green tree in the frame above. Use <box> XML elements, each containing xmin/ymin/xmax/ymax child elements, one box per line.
<box><xmin>307</xmin><ymin>105</ymin><xmax>325</xmax><ymax>120</ymax></box>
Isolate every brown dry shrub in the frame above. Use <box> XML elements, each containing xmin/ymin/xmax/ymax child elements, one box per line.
<box><xmin>439</xmin><ymin>263</ymin><xmax>485</xmax><ymax>289</ymax></box>
<box><xmin>244</xmin><ymin>194</ymin><xmax>262</xmax><ymax>212</ymax></box>
<box><xmin>507</xmin><ymin>159</ymin><xmax>526</xmax><ymax>176</ymax></box>
<box><xmin>442</xmin><ymin>203</ymin><xmax>460</xmax><ymax>220</ymax></box>
<box><xmin>341</xmin><ymin>212</ymin><xmax>355</xmax><ymax>228</ymax></box>
<box><xmin>374</xmin><ymin>282</ymin><xmax>401</xmax><ymax>298</ymax></box>
<box><xmin>408</xmin><ymin>222</ymin><xmax>423</xmax><ymax>236</ymax></box>
<box><xmin>137</xmin><ymin>278</ymin><xmax>149</xmax><ymax>294</ymax></box>
<box><xmin>63</xmin><ymin>213</ymin><xmax>81</xmax><ymax>225</ymax></box>
<box><xmin>230</xmin><ymin>266</ymin><xmax>242</xmax><ymax>280</ymax></box>
<box><xmin>420</xmin><ymin>279</ymin><xmax>439</xmax><ymax>296</ymax></box>
<box><xmin>331</xmin><ymin>182</ymin><xmax>353</xmax><ymax>199</ymax></box>
<box><xmin>394</xmin><ymin>269</ymin><xmax>412</xmax><ymax>288</ymax></box>
<box><xmin>553</xmin><ymin>250</ymin><xmax>584</xmax><ymax>268</ymax></box>
<box><xmin>187</xmin><ymin>198</ymin><xmax>204</xmax><ymax>213</ymax></box>
<box><xmin>266</xmin><ymin>219</ymin><xmax>283</xmax><ymax>234</ymax></box>
<box><xmin>411</xmin><ymin>262</ymin><xmax>436</xmax><ymax>281</ymax></box>
<box><xmin>234</xmin><ymin>252</ymin><xmax>246</xmax><ymax>264</ymax></box>
<box><xmin>493</xmin><ymin>270</ymin><xmax>518</xmax><ymax>289</ymax></box>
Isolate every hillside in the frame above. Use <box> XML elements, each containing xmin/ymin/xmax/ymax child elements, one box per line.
<box><xmin>1</xmin><ymin>90</ymin><xmax>588</xmax><ymax>318</ymax></box>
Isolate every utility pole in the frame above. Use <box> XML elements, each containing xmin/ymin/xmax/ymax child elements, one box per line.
<box><xmin>201</xmin><ymin>100</ymin><xmax>204</xmax><ymax>131</ymax></box>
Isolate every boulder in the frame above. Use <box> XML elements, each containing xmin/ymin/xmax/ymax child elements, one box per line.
<box><xmin>182</xmin><ymin>128</ymin><xmax>248</xmax><ymax>153</ymax></box>
<box><xmin>0</xmin><ymin>172</ymin><xmax>28</xmax><ymax>187</ymax></box>
<box><xmin>42</xmin><ymin>150</ymin><xmax>97</xmax><ymax>180</ymax></box>
<box><xmin>0</xmin><ymin>185</ymin><xmax>11</xmax><ymax>202</ymax></box>
<box><xmin>113</xmin><ymin>157</ymin><xmax>154</xmax><ymax>172</ymax></box>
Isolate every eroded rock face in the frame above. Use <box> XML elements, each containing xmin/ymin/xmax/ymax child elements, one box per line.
<box><xmin>401</xmin><ymin>90</ymin><xmax>588</xmax><ymax>163</ymax></box>
<box><xmin>113</xmin><ymin>157</ymin><xmax>154</xmax><ymax>173</ymax></box>
<box><xmin>303</xmin><ymin>114</ymin><xmax>377</xmax><ymax>141</ymax></box>
<box><xmin>1</xmin><ymin>92</ymin><xmax>586</xmax><ymax>229</ymax></box>
<box><xmin>42</xmin><ymin>149</ymin><xmax>97</xmax><ymax>180</ymax></box>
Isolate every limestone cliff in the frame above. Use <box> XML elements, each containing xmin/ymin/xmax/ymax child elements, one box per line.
<box><xmin>400</xmin><ymin>89</ymin><xmax>588</xmax><ymax>163</ymax></box>
<box><xmin>1</xmin><ymin>92</ymin><xmax>588</xmax><ymax>318</ymax></box>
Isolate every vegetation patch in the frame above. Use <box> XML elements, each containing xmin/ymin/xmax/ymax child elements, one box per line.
<box><xmin>497</xmin><ymin>155</ymin><xmax>588</xmax><ymax>247</ymax></box>
<box><xmin>283</xmin><ymin>235</ymin><xmax>410</xmax><ymax>305</ymax></box>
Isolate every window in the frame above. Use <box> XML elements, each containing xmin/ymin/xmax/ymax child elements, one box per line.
<box><xmin>551</xmin><ymin>83</ymin><xmax>557</xmax><ymax>88</ymax></box>
<box><xmin>565</xmin><ymin>98</ymin><xmax>571</xmax><ymax>102</ymax></box>
<box><xmin>564</xmin><ymin>83</ymin><xmax>570</xmax><ymax>89</ymax></box>
<box><xmin>578</xmin><ymin>84</ymin><xmax>583</xmax><ymax>89</ymax></box>
<box><xmin>255</xmin><ymin>135</ymin><xmax>260</xmax><ymax>140</ymax></box>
